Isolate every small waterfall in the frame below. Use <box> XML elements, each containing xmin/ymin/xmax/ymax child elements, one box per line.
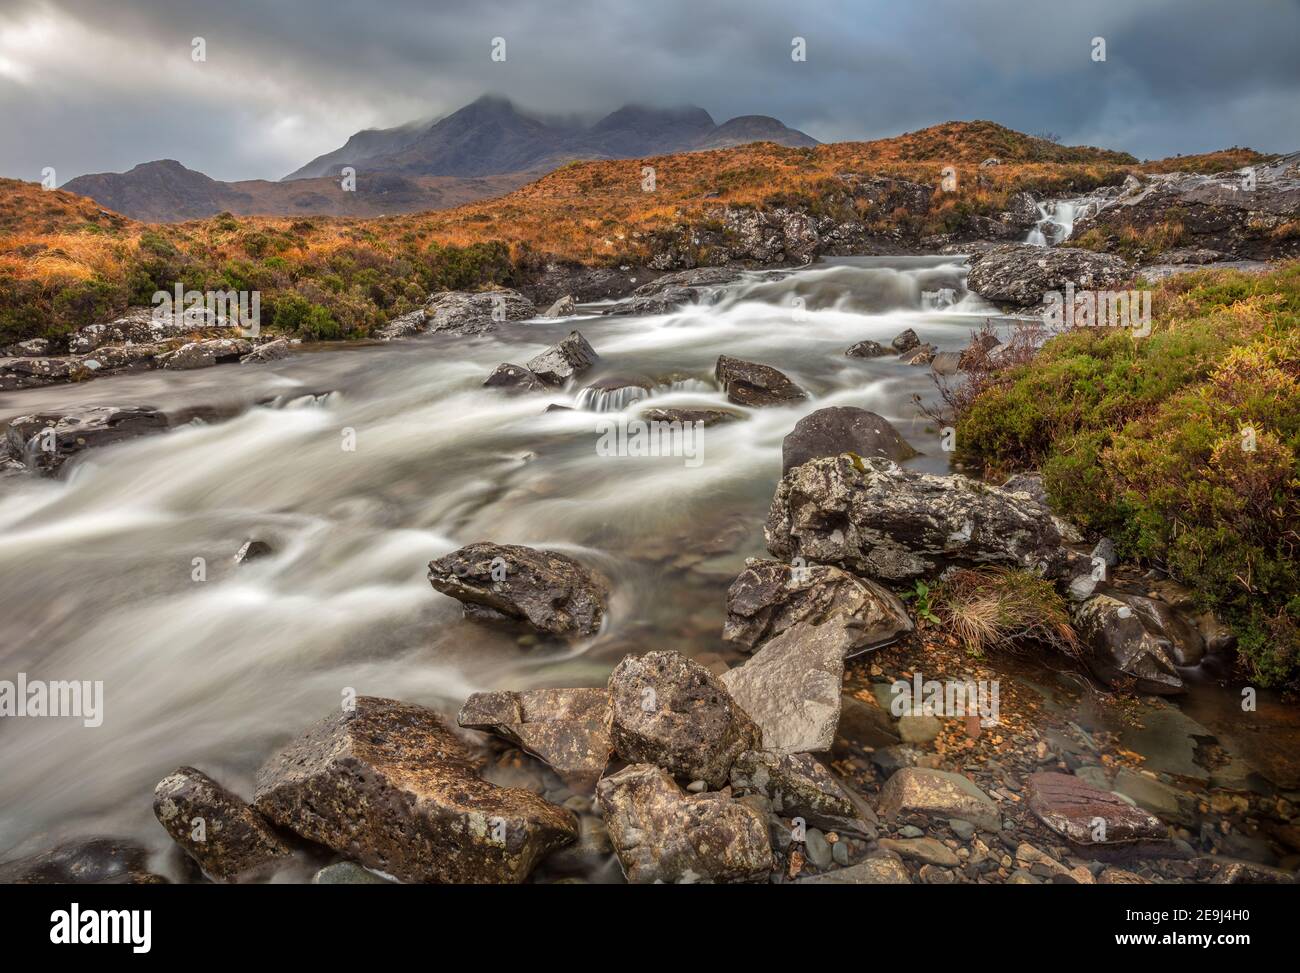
<box><xmin>1026</xmin><ymin>198</ymin><xmax>1103</xmax><ymax>247</ymax></box>
<box><xmin>575</xmin><ymin>384</ymin><xmax>650</xmax><ymax>412</ymax></box>
<box><xmin>922</xmin><ymin>287</ymin><xmax>959</xmax><ymax>310</ymax></box>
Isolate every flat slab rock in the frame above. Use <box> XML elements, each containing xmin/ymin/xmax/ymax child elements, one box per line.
<box><xmin>153</xmin><ymin>766</ymin><xmax>291</xmax><ymax>881</ymax></box>
<box><xmin>782</xmin><ymin>406</ymin><xmax>917</xmax><ymax>474</ymax></box>
<box><xmin>596</xmin><ymin>764</ymin><xmax>773</xmax><ymax>884</ymax></box>
<box><xmin>253</xmin><ymin>696</ymin><xmax>577</xmax><ymax>883</ymax></box>
<box><xmin>457</xmin><ymin>687</ymin><xmax>612</xmax><ymax>792</ymax></box>
<box><xmin>965</xmin><ymin>244</ymin><xmax>1133</xmax><ymax>308</ymax></box>
<box><xmin>715</xmin><ymin>355</ymin><xmax>807</xmax><ymax>407</ymax></box>
<box><xmin>877</xmin><ymin>767</ymin><xmax>1001</xmax><ymax>832</ymax></box>
<box><xmin>719</xmin><ymin>619</ymin><xmax>851</xmax><ymax>755</ymax></box>
<box><xmin>607</xmin><ymin>650</ymin><xmax>760</xmax><ymax>789</ymax></box>
<box><xmin>723</xmin><ymin>556</ymin><xmax>912</xmax><ymax>654</ymax></box>
<box><xmin>428</xmin><ymin>542</ymin><xmax>609</xmax><ymax>640</ymax></box>
<box><xmin>5</xmin><ymin>406</ymin><xmax>169</xmax><ymax>475</ymax></box>
<box><xmin>1026</xmin><ymin>772</ymin><xmax>1168</xmax><ymax>853</ymax></box>
<box><xmin>765</xmin><ymin>454</ymin><xmax>1074</xmax><ymax>582</ymax></box>
<box><xmin>796</xmin><ymin>855</ymin><xmax>912</xmax><ymax>884</ymax></box>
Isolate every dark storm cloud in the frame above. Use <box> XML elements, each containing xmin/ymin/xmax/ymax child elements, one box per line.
<box><xmin>2</xmin><ymin>0</ymin><xmax>1297</xmax><ymax>183</ymax></box>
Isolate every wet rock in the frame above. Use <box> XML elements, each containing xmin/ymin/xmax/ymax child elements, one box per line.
<box><xmin>930</xmin><ymin>351</ymin><xmax>962</xmax><ymax>375</ymax></box>
<box><xmin>426</xmin><ymin>289</ymin><xmax>535</xmax><ymax>335</ymax></box>
<box><xmin>898</xmin><ymin>712</ymin><xmax>942</xmax><ymax>744</ymax></box>
<box><xmin>899</xmin><ymin>343</ymin><xmax>937</xmax><ymax>366</ymax></box>
<box><xmin>845</xmin><ymin>339</ymin><xmax>889</xmax><ymax>358</ymax></box>
<box><xmin>160</xmin><ymin>337</ymin><xmax>254</xmax><ymax>370</ymax></box>
<box><xmin>878</xmin><ymin>837</ymin><xmax>959</xmax><ymax>867</ymax></box>
<box><xmin>719</xmin><ymin>620</ymin><xmax>851</xmax><ymax>755</ymax></box>
<box><xmin>543</xmin><ymin>813</ymin><xmax>613</xmax><ymax>873</ymax></box>
<box><xmin>241</xmin><ymin>338</ymin><xmax>292</xmax><ymax>364</ymax></box>
<box><xmin>234</xmin><ymin>539</ymin><xmax>273</xmax><ymax>564</ymax></box>
<box><xmin>484</xmin><ymin>362</ymin><xmax>546</xmax><ymax>392</ymax></box>
<box><xmin>1073</xmin><ymin>593</ymin><xmax>1184</xmax><ymax>694</ymax></box>
<box><xmin>766</xmin><ymin>455</ymin><xmax>1073</xmax><ymax>582</ymax></box>
<box><xmin>890</xmin><ymin>328</ymin><xmax>921</xmax><ymax>353</ymax></box>
<box><xmin>781</xmin><ymin>406</ymin><xmax>917</xmax><ymax>474</ymax></box>
<box><xmin>0</xmin><ymin>837</ymin><xmax>164</xmax><ymax>885</ymax></box>
<box><xmin>729</xmin><ymin>750</ymin><xmax>868</xmax><ymax>834</ymax></box>
<box><xmin>1026</xmin><ymin>772</ymin><xmax>1168</xmax><ymax>856</ymax></box>
<box><xmin>607</xmin><ymin>650</ymin><xmax>760</xmax><ymax>788</ymax></box>
<box><xmin>596</xmin><ymin>764</ymin><xmax>772</xmax><ymax>884</ymax></box>
<box><xmin>603</xmin><ymin>267</ymin><xmax>741</xmax><ymax>315</ymax></box>
<box><xmin>878</xmin><ymin>768</ymin><xmax>1001</xmax><ymax>832</ymax></box>
<box><xmin>253</xmin><ymin>696</ymin><xmax>577</xmax><ymax>884</ymax></box>
<box><xmin>542</xmin><ymin>295</ymin><xmax>577</xmax><ymax>317</ymax></box>
<box><xmin>722</xmin><ymin>557</ymin><xmax>912</xmax><ymax>654</ymax></box>
<box><xmin>5</xmin><ymin>406</ymin><xmax>169</xmax><ymax>475</ymax></box>
<box><xmin>796</xmin><ymin>855</ymin><xmax>912</xmax><ymax>884</ymax></box>
<box><xmin>1112</xmin><ymin>768</ymin><xmax>1198</xmax><ymax>826</ymax></box>
<box><xmin>835</xmin><ymin>694</ymin><xmax>902</xmax><ymax>751</ymax></box>
<box><xmin>428</xmin><ymin>542</ymin><xmax>609</xmax><ymax>640</ymax></box>
<box><xmin>457</xmin><ymin>688</ymin><xmax>612</xmax><ymax>792</ymax></box>
<box><xmin>640</xmin><ymin>406</ymin><xmax>742</xmax><ymax>426</ymax></box>
<box><xmin>312</xmin><ymin>862</ymin><xmax>395</xmax><ymax>884</ymax></box>
<box><xmin>715</xmin><ymin>355</ymin><xmax>807</xmax><ymax>407</ymax></box>
<box><xmin>153</xmin><ymin>767</ymin><xmax>291</xmax><ymax>881</ymax></box>
<box><xmin>525</xmin><ymin>331</ymin><xmax>599</xmax><ymax>386</ymax></box>
<box><xmin>965</xmin><ymin>243</ymin><xmax>1133</xmax><ymax>308</ymax></box>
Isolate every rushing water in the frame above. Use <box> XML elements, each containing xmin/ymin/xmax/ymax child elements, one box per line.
<box><xmin>1025</xmin><ymin>198</ymin><xmax>1102</xmax><ymax>246</ymax></box>
<box><xmin>0</xmin><ymin>254</ymin><xmax>1292</xmax><ymax>879</ymax></box>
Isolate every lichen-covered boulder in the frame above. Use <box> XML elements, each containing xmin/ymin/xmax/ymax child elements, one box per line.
<box><xmin>253</xmin><ymin>697</ymin><xmax>577</xmax><ymax>884</ymax></box>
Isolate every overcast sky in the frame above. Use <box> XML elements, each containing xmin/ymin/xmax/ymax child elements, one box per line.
<box><xmin>3</xmin><ymin>0</ymin><xmax>1298</xmax><ymax>184</ymax></box>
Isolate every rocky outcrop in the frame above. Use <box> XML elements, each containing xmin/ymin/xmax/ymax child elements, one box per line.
<box><xmin>765</xmin><ymin>455</ymin><xmax>1074</xmax><ymax>582</ymax></box>
<box><xmin>607</xmin><ymin>650</ymin><xmax>760</xmax><ymax>788</ymax></box>
<box><xmin>427</xmin><ymin>542</ymin><xmax>609</xmax><ymax>640</ymax></box>
<box><xmin>253</xmin><ymin>696</ymin><xmax>577</xmax><ymax>883</ymax></box>
<box><xmin>719</xmin><ymin>620</ymin><xmax>850</xmax><ymax>755</ymax></box>
<box><xmin>68</xmin><ymin>306</ymin><xmax>230</xmax><ymax>354</ymax></box>
<box><xmin>596</xmin><ymin>764</ymin><xmax>773</xmax><ymax>883</ymax></box>
<box><xmin>603</xmin><ymin>267</ymin><xmax>741</xmax><ymax>315</ymax></box>
<box><xmin>966</xmin><ymin>243</ymin><xmax>1133</xmax><ymax>308</ymax></box>
<box><xmin>5</xmin><ymin>406</ymin><xmax>169</xmax><ymax>475</ymax></box>
<box><xmin>1072</xmin><ymin>592</ymin><xmax>1185</xmax><ymax>695</ymax></box>
<box><xmin>722</xmin><ymin>557</ymin><xmax>912</xmax><ymax>653</ymax></box>
<box><xmin>729</xmin><ymin>750</ymin><xmax>869</xmax><ymax>834</ymax></box>
<box><xmin>426</xmin><ymin>289</ymin><xmax>535</xmax><ymax>335</ymax></box>
<box><xmin>781</xmin><ymin>407</ymin><xmax>917</xmax><ymax>474</ymax></box>
<box><xmin>525</xmin><ymin>331</ymin><xmax>599</xmax><ymax>386</ymax></box>
<box><xmin>542</xmin><ymin>295</ymin><xmax>577</xmax><ymax>317</ymax></box>
<box><xmin>241</xmin><ymin>337</ymin><xmax>292</xmax><ymax>363</ymax></box>
<box><xmin>715</xmin><ymin>355</ymin><xmax>806</xmax><ymax>407</ymax></box>
<box><xmin>1026</xmin><ymin>772</ymin><xmax>1168</xmax><ymax>856</ymax></box>
<box><xmin>153</xmin><ymin>767</ymin><xmax>291</xmax><ymax>881</ymax></box>
<box><xmin>877</xmin><ymin>768</ymin><xmax>1001</xmax><ymax>832</ymax></box>
<box><xmin>457</xmin><ymin>688</ymin><xmax>612</xmax><ymax>792</ymax></box>
<box><xmin>160</xmin><ymin>337</ymin><xmax>254</xmax><ymax>370</ymax></box>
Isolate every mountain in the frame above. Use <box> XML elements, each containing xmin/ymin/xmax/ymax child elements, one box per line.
<box><xmin>284</xmin><ymin>94</ymin><xmax>818</xmax><ymax>181</ymax></box>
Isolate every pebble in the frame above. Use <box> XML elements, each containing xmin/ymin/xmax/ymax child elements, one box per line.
<box><xmin>804</xmin><ymin>829</ymin><xmax>833</xmax><ymax>869</ymax></box>
<box><xmin>899</xmin><ymin>825</ymin><xmax>924</xmax><ymax>838</ymax></box>
<box><xmin>949</xmin><ymin>818</ymin><xmax>976</xmax><ymax>841</ymax></box>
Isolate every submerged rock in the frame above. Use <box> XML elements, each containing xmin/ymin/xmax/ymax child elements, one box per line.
<box><xmin>253</xmin><ymin>696</ymin><xmax>577</xmax><ymax>883</ymax></box>
<box><xmin>1026</xmin><ymin>772</ymin><xmax>1168</xmax><ymax>855</ymax></box>
<box><xmin>715</xmin><ymin>355</ymin><xmax>807</xmax><ymax>407</ymax></box>
<box><xmin>458</xmin><ymin>688</ymin><xmax>612</xmax><ymax>792</ymax></box>
<box><xmin>722</xmin><ymin>557</ymin><xmax>912</xmax><ymax>654</ymax></box>
<box><xmin>719</xmin><ymin>620</ymin><xmax>851</xmax><ymax>755</ymax></box>
<box><xmin>428</xmin><ymin>542</ymin><xmax>609</xmax><ymax>640</ymax></box>
<box><xmin>781</xmin><ymin>406</ymin><xmax>917</xmax><ymax>474</ymax></box>
<box><xmin>5</xmin><ymin>406</ymin><xmax>169</xmax><ymax>475</ymax></box>
<box><xmin>153</xmin><ymin>767</ymin><xmax>291</xmax><ymax>881</ymax></box>
<box><xmin>765</xmin><ymin>455</ymin><xmax>1073</xmax><ymax>582</ymax></box>
<box><xmin>596</xmin><ymin>764</ymin><xmax>773</xmax><ymax>883</ymax></box>
<box><xmin>607</xmin><ymin>650</ymin><xmax>760</xmax><ymax>788</ymax></box>
<box><xmin>877</xmin><ymin>767</ymin><xmax>1001</xmax><ymax>832</ymax></box>
<box><xmin>525</xmin><ymin>331</ymin><xmax>599</xmax><ymax>386</ymax></box>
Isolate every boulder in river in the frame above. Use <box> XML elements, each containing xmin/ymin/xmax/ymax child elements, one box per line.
<box><xmin>719</xmin><ymin>619</ymin><xmax>851</xmax><ymax>755</ymax></box>
<box><xmin>457</xmin><ymin>687</ymin><xmax>612</xmax><ymax>792</ymax></box>
<box><xmin>153</xmin><ymin>767</ymin><xmax>291</xmax><ymax>881</ymax></box>
<box><xmin>428</xmin><ymin>542</ymin><xmax>609</xmax><ymax>640</ymax></box>
<box><xmin>525</xmin><ymin>331</ymin><xmax>599</xmax><ymax>386</ymax></box>
<box><xmin>965</xmin><ymin>243</ymin><xmax>1133</xmax><ymax>308</ymax></box>
<box><xmin>253</xmin><ymin>696</ymin><xmax>577</xmax><ymax>883</ymax></box>
<box><xmin>1026</xmin><ymin>772</ymin><xmax>1169</xmax><ymax>856</ymax></box>
<box><xmin>596</xmin><ymin>764</ymin><xmax>773</xmax><ymax>884</ymax></box>
<box><xmin>427</xmin><ymin>289</ymin><xmax>535</xmax><ymax>335</ymax></box>
<box><xmin>5</xmin><ymin>406</ymin><xmax>169</xmax><ymax>475</ymax></box>
<box><xmin>542</xmin><ymin>295</ymin><xmax>577</xmax><ymax>317</ymax></box>
<box><xmin>722</xmin><ymin>557</ymin><xmax>912</xmax><ymax>654</ymax></box>
<box><xmin>877</xmin><ymin>767</ymin><xmax>1001</xmax><ymax>832</ymax></box>
<box><xmin>890</xmin><ymin>328</ymin><xmax>921</xmax><ymax>353</ymax></box>
<box><xmin>607</xmin><ymin>650</ymin><xmax>760</xmax><ymax>788</ymax></box>
<box><xmin>845</xmin><ymin>339</ymin><xmax>889</xmax><ymax>358</ymax></box>
<box><xmin>781</xmin><ymin>406</ymin><xmax>917</xmax><ymax>474</ymax></box>
<box><xmin>765</xmin><ymin>455</ymin><xmax>1074</xmax><ymax>582</ymax></box>
<box><xmin>640</xmin><ymin>406</ymin><xmax>743</xmax><ymax>427</ymax></box>
<box><xmin>0</xmin><ymin>836</ymin><xmax>166</xmax><ymax>885</ymax></box>
<box><xmin>899</xmin><ymin>343</ymin><xmax>937</xmax><ymax>366</ymax></box>
<box><xmin>483</xmin><ymin>362</ymin><xmax>546</xmax><ymax>392</ymax></box>
<box><xmin>1072</xmin><ymin>592</ymin><xmax>1185</xmax><ymax>694</ymax></box>
<box><xmin>715</xmin><ymin>355</ymin><xmax>807</xmax><ymax>407</ymax></box>
<box><xmin>240</xmin><ymin>338</ymin><xmax>292</xmax><ymax>364</ymax></box>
